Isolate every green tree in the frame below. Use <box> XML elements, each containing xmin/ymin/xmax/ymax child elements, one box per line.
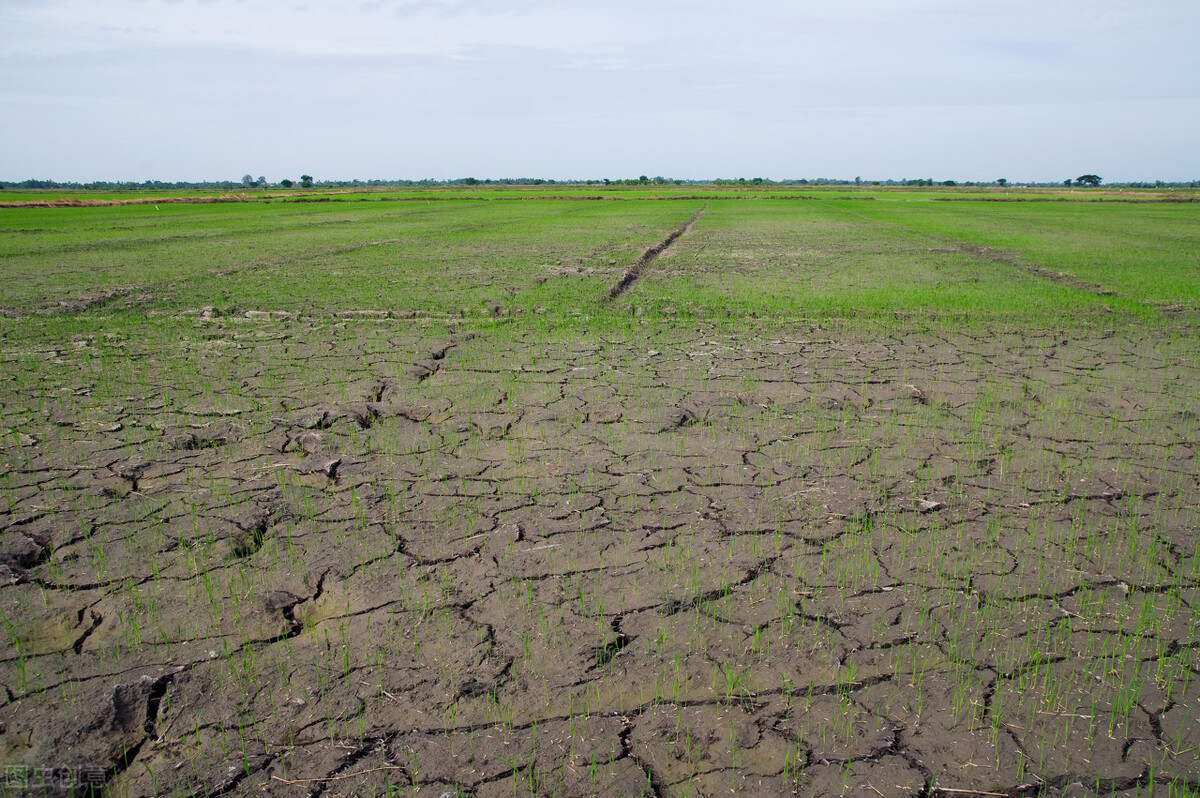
<box><xmin>1076</xmin><ymin>174</ymin><xmax>1102</xmax><ymax>187</ymax></box>
<box><xmin>300</xmin><ymin>174</ymin><xmax>313</xmax><ymax>188</ymax></box>
<box><xmin>997</xmin><ymin>178</ymin><xmax>1007</xmax><ymax>187</ymax></box>
<box><xmin>279</xmin><ymin>179</ymin><xmax>294</xmax><ymax>188</ymax></box>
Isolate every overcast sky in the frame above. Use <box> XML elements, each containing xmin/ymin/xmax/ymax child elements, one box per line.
<box><xmin>2</xmin><ymin>0</ymin><xmax>1198</xmax><ymax>183</ymax></box>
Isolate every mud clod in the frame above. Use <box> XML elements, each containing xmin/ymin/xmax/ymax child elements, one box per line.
<box><xmin>169</xmin><ymin>430</ymin><xmax>230</xmax><ymax>450</ymax></box>
<box><xmin>302</xmin><ymin>455</ymin><xmax>342</xmax><ymax>480</ymax></box>
<box><xmin>1</xmin><ymin>532</ymin><xmax>51</xmax><ymax>571</ymax></box>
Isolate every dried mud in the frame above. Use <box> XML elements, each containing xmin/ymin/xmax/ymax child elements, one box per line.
<box><xmin>2</xmin><ymin>318</ymin><xmax>1199</xmax><ymax>797</ymax></box>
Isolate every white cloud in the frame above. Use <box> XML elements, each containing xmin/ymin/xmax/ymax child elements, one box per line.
<box><xmin>7</xmin><ymin>0</ymin><xmax>1193</xmax><ymax>60</ymax></box>
<box><xmin>1</xmin><ymin>0</ymin><xmax>1197</xmax><ymax>179</ymax></box>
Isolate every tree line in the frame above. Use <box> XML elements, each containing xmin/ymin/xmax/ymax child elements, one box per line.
<box><xmin>4</xmin><ymin>175</ymin><xmax>1199</xmax><ymax>191</ymax></box>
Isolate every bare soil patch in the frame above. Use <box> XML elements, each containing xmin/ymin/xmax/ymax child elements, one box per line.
<box><xmin>2</xmin><ymin>316</ymin><xmax>1198</xmax><ymax>796</ymax></box>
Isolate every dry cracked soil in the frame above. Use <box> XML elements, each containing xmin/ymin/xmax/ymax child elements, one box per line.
<box><xmin>2</xmin><ymin>307</ymin><xmax>1198</xmax><ymax>798</ymax></box>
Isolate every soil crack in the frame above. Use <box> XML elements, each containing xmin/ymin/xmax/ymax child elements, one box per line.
<box><xmin>619</xmin><ymin>716</ymin><xmax>666</xmax><ymax>797</ymax></box>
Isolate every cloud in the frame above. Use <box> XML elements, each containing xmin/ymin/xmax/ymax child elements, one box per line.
<box><xmin>1</xmin><ymin>0</ymin><xmax>1197</xmax><ymax>180</ymax></box>
<box><xmin>8</xmin><ymin>0</ymin><xmax>1191</xmax><ymax>61</ymax></box>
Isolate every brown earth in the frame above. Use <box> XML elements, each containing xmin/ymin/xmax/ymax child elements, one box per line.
<box><xmin>1</xmin><ymin>318</ymin><xmax>1198</xmax><ymax>797</ymax></box>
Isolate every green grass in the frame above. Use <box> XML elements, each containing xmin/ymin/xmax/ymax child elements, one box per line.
<box><xmin>4</xmin><ymin>186</ymin><xmax>1196</xmax><ymax>328</ymax></box>
<box><xmin>628</xmin><ymin>199</ymin><xmax>1131</xmax><ymax>325</ymax></box>
<box><xmin>838</xmin><ymin>198</ymin><xmax>1200</xmax><ymax>309</ymax></box>
<box><xmin>1</xmin><ymin>184</ymin><xmax>1199</xmax><ymax>796</ymax></box>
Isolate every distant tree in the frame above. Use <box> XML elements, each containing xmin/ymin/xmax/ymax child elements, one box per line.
<box><xmin>242</xmin><ymin>173</ymin><xmax>254</xmax><ymax>187</ymax></box>
<box><xmin>638</xmin><ymin>175</ymin><xmax>649</xmax><ymax>183</ymax></box>
<box><xmin>300</xmin><ymin>174</ymin><xmax>313</xmax><ymax>188</ymax></box>
<box><xmin>1076</xmin><ymin>174</ymin><xmax>1102</xmax><ymax>187</ymax></box>
<box><xmin>1064</xmin><ymin>179</ymin><xmax>1074</xmax><ymax>187</ymax></box>
<box><xmin>279</xmin><ymin>179</ymin><xmax>294</xmax><ymax>188</ymax></box>
<box><xmin>855</xmin><ymin>176</ymin><xmax>862</xmax><ymax>185</ymax></box>
<box><xmin>941</xmin><ymin>180</ymin><xmax>957</xmax><ymax>187</ymax></box>
<box><xmin>256</xmin><ymin>176</ymin><xmax>266</xmax><ymax>186</ymax></box>
<box><xmin>997</xmin><ymin>178</ymin><xmax>1007</xmax><ymax>187</ymax></box>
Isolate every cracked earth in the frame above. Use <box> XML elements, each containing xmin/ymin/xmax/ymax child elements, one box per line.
<box><xmin>2</xmin><ymin>311</ymin><xmax>1198</xmax><ymax>797</ymax></box>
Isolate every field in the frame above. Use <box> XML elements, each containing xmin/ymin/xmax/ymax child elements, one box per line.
<box><xmin>1</xmin><ymin>186</ymin><xmax>1199</xmax><ymax>797</ymax></box>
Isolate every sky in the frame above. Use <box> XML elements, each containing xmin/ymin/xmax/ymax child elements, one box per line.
<box><xmin>2</xmin><ymin>0</ymin><xmax>1198</xmax><ymax>183</ymax></box>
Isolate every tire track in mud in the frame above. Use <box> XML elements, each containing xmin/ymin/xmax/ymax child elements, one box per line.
<box><xmin>607</xmin><ymin>205</ymin><xmax>706</xmax><ymax>300</ymax></box>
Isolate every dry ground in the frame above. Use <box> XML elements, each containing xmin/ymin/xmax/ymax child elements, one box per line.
<box><xmin>2</xmin><ymin>313</ymin><xmax>1198</xmax><ymax>797</ymax></box>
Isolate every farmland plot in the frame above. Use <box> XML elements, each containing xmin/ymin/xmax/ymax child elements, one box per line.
<box><xmin>1</xmin><ymin>192</ymin><xmax>1198</xmax><ymax>797</ymax></box>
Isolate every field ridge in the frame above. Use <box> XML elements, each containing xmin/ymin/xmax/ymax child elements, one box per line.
<box><xmin>608</xmin><ymin>205</ymin><xmax>707</xmax><ymax>299</ymax></box>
